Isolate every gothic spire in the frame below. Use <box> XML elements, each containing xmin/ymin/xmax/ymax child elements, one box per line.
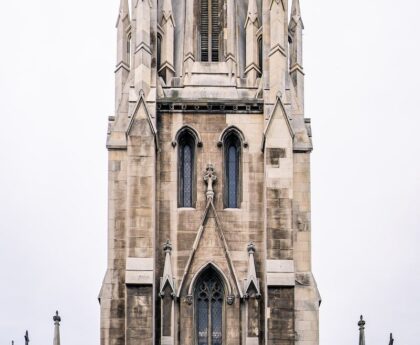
<box><xmin>289</xmin><ymin>0</ymin><xmax>305</xmax><ymax>112</ymax></box>
<box><xmin>53</xmin><ymin>311</ymin><xmax>61</xmax><ymax>345</ymax></box>
<box><xmin>290</xmin><ymin>0</ymin><xmax>303</xmax><ymax>27</ymax></box>
<box><xmin>161</xmin><ymin>0</ymin><xmax>175</xmax><ymax>26</ymax></box>
<box><xmin>24</xmin><ymin>331</ymin><xmax>29</xmax><ymax>345</ymax></box>
<box><xmin>159</xmin><ymin>0</ymin><xmax>176</xmax><ymax>84</ymax></box>
<box><xmin>117</xmin><ymin>0</ymin><xmax>130</xmax><ymax>24</ymax></box>
<box><xmin>245</xmin><ymin>0</ymin><xmax>259</xmax><ymax>28</ymax></box>
<box><xmin>159</xmin><ymin>240</ymin><xmax>176</xmax><ymax>297</ymax></box>
<box><xmin>244</xmin><ymin>242</ymin><xmax>261</xmax><ymax>298</ymax></box>
<box><xmin>358</xmin><ymin>315</ymin><xmax>366</xmax><ymax>345</ymax></box>
<box><xmin>244</xmin><ymin>0</ymin><xmax>260</xmax><ymax>84</ymax></box>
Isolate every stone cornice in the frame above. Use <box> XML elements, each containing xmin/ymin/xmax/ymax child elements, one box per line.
<box><xmin>157</xmin><ymin>100</ymin><xmax>264</xmax><ymax>114</ymax></box>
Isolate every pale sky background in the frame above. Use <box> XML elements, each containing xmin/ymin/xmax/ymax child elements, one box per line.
<box><xmin>0</xmin><ymin>0</ymin><xmax>419</xmax><ymax>344</ymax></box>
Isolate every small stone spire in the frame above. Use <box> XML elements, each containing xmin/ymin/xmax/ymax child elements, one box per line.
<box><xmin>244</xmin><ymin>242</ymin><xmax>261</xmax><ymax>298</ymax></box>
<box><xmin>389</xmin><ymin>333</ymin><xmax>394</xmax><ymax>345</ymax></box>
<box><xmin>53</xmin><ymin>311</ymin><xmax>61</xmax><ymax>345</ymax></box>
<box><xmin>115</xmin><ymin>0</ymin><xmax>131</xmax><ymax>111</ymax></box>
<box><xmin>245</xmin><ymin>0</ymin><xmax>258</xmax><ymax>27</ymax></box>
<box><xmin>358</xmin><ymin>315</ymin><xmax>366</xmax><ymax>345</ymax></box>
<box><xmin>24</xmin><ymin>330</ymin><xmax>29</xmax><ymax>345</ymax></box>
<box><xmin>117</xmin><ymin>0</ymin><xmax>129</xmax><ymax>21</ymax></box>
<box><xmin>244</xmin><ymin>0</ymin><xmax>261</xmax><ymax>84</ymax></box>
<box><xmin>204</xmin><ymin>164</ymin><xmax>217</xmax><ymax>200</ymax></box>
<box><xmin>289</xmin><ymin>0</ymin><xmax>305</xmax><ymax>112</ymax></box>
<box><xmin>159</xmin><ymin>240</ymin><xmax>176</xmax><ymax>297</ymax></box>
<box><xmin>291</xmin><ymin>0</ymin><xmax>303</xmax><ymax>25</ymax></box>
<box><xmin>159</xmin><ymin>0</ymin><xmax>176</xmax><ymax>84</ymax></box>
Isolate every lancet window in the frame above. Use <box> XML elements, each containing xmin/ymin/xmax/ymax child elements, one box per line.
<box><xmin>195</xmin><ymin>268</ymin><xmax>224</xmax><ymax>345</ymax></box>
<box><xmin>224</xmin><ymin>133</ymin><xmax>241</xmax><ymax>208</ymax></box>
<box><xmin>178</xmin><ymin>132</ymin><xmax>195</xmax><ymax>208</ymax></box>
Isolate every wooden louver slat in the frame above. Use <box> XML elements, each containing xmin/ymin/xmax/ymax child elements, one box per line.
<box><xmin>211</xmin><ymin>0</ymin><xmax>219</xmax><ymax>62</ymax></box>
<box><xmin>200</xmin><ymin>0</ymin><xmax>219</xmax><ymax>62</ymax></box>
<box><xmin>200</xmin><ymin>0</ymin><xmax>209</xmax><ymax>62</ymax></box>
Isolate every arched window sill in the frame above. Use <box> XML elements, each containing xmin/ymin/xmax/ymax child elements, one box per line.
<box><xmin>178</xmin><ymin>207</ymin><xmax>196</xmax><ymax>211</ymax></box>
<box><xmin>223</xmin><ymin>208</ymin><xmax>241</xmax><ymax>211</ymax></box>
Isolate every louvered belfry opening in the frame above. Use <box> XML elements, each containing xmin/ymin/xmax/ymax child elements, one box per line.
<box><xmin>200</xmin><ymin>0</ymin><xmax>221</xmax><ymax>62</ymax></box>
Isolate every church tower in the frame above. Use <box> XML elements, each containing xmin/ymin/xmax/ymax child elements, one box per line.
<box><xmin>100</xmin><ymin>0</ymin><xmax>320</xmax><ymax>344</ymax></box>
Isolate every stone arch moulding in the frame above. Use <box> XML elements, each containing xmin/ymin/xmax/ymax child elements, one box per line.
<box><xmin>186</xmin><ymin>261</ymin><xmax>236</xmax><ymax>305</ymax></box>
<box><xmin>217</xmin><ymin>125</ymin><xmax>248</xmax><ymax>148</ymax></box>
<box><xmin>172</xmin><ymin>125</ymin><xmax>203</xmax><ymax>148</ymax></box>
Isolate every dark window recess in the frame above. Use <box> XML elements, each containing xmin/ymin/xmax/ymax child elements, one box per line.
<box><xmin>224</xmin><ymin>134</ymin><xmax>241</xmax><ymax>208</ymax></box>
<box><xmin>157</xmin><ymin>34</ymin><xmax>162</xmax><ymax>73</ymax></box>
<box><xmin>179</xmin><ymin>133</ymin><xmax>195</xmax><ymax>207</ymax></box>
<box><xmin>200</xmin><ymin>0</ymin><xmax>221</xmax><ymax>62</ymax></box>
<box><xmin>257</xmin><ymin>36</ymin><xmax>263</xmax><ymax>77</ymax></box>
<box><xmin>195</xmin><ymin>269</ymin><xmax>224</xmax><ymax>345</ymax></box>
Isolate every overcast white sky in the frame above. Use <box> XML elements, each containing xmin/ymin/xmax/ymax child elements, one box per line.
<box><xmin>0</xmin><ymin>0</ymin><xmax>419</xmax><ymax>344</ymax></box>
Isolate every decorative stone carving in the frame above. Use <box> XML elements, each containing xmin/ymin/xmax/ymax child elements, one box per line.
<box><xmin>159</xmin><ymin>240</ymin><xmax>176</xmax><ymax>298</ymax></box>
<box><xmin>226</xmin><ymin>295</ymin><xmax>235</xmax><ymax>305</ymax></box>
<box><xmin>53</xmin><ymin>311</ymin><xmax>61</xmax><ymax>345</ymax></box>
<box><xmin>358</xmin><ymin>315</ymin><xmax>366</xmax><ymax>345</ymax></box>
<box><xmin>185</xmin><ymin>295</ymin><xmax>193</xmax><ymax>305</ymax></box>
<box><xmin>244</xmin><ymin>242</ymin><xmax>261</xmax><ymax>299</ymax></box>
<box><xmin>204</xmin><ymin>164</ymin><xmax>217</xmax><ymax>200</ymax></box>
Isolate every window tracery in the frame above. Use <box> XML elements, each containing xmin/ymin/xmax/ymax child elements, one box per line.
<box><xmin>195</xmin><ymin>268</ymin><xmax>224</xmax><ymax>345</ymax></box>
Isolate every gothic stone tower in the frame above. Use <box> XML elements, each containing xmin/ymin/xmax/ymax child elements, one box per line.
<box><xmin>99</xmin><ymin>0</ymin><xmax>320</xmax><ymax>344</ymax></box>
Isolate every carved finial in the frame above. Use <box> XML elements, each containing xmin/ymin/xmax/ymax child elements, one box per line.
<box><xmin>160</xmin><ymin>240</ymin><xmax>176</xmax><ymax>297</ymax></box>
<box><xmin>358</xmin><ymin>315</ymin><xmax>366</xmax><ymax>345</ymax></box>
<box><xmin>204</xmin><ymin>164</ymin><xmax>217</xmax><ymax>200</ymax></box>
<box><xmin>163</xmin><ymin>240</ymin><xmax>172</xmax><ymax>253</ymax></box>
<box><xmin>53</xmin><ymin>311</ymin><xmax>61</xmax><ymax>345</ymax></box>
<box><xmin>244</xmin><ymin>242</ymin><xmax>261</xmax><ymax>298</ymax></box>
<box><xmin>24</xmin><ymin>330</ymin><xmax>29</xmax><ymax>345</ymax></box>
<box><xmin>389</xmin><ymin>333</ymin><xmax>394</xmax><ymax>345</ymax></box>
<box><xmin>53</xmin><ymin>311</ymin><xmax>61</xmax><ymax>323</ymax></box>
<box><xmin>247</xmin><ymin>242</ymin><xmax>256</xmax><ymax>254</ymax></box>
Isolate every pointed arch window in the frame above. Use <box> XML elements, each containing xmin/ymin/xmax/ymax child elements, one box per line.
<box><xmin>224</xmin><ymin>134</ymin><xmax>241</xmax><ymax>208</ymax></box>
<box><xmin>195</xmin><ymin>268</ymin><xmax>224</xmax><ymax>345</ymax></box>
<box><xmin>199</xmin><ymin>0</ymin><xmax>222</xmax><ymax>62</ymax></box>
<box><xmin>178</xmin><ymin>132</ymin><xmax>196</xmax><ymax>208</ymax></box>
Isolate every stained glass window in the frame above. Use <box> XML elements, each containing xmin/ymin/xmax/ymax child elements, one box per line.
<box><xmin>225</xmin><ymin>134</ymin><xmax>240</xmax><ymax>208</ymax></box>
<box><xmin>179</xmin><ymin>133</ymin><xmax>195</xmax><ymax>207</ymax></box>
<box><xmin>195</xmin><ymin>269</ymin><xmax>224</xmax><ymax>345</ymax></box>
<box><xmin>183</xmin><ymin>144</ymin><xmax>192</xmax><ymax>207</ymax></box>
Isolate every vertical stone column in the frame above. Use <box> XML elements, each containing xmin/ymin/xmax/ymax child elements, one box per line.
<box><xmin>225</xmin><ymin>0</ymin><xmax>237</xmax><ymax>80</ymax></box>
<box><xmin>125</xmin><ymin>98</ymin><xmax>156</xmax><ymax>345</ymax></box>
<box><xmin>268</xmin><ymin>0</ymin><xmax>288</xmax><ymax>101</ymax></box>
<box><xmin>159</xmin><ymin>0</ymin><xmax>176</xmax><ymax>84</ymax></box>
<box><xmin>263</xmin><ymin>98</ymin><xmax>295</xmax><ymax>345</ymax></box>
<box><xmin>182</xmin><ymin>0</ymin><xmax>195</xmax><ymax>80</ymax></box>
<box><xmin>289</xmin><ymin>0</ymin><xmax>304</xmax><ymax>112</ymax></box>
<box><xmin>245</xmin><ymin>0</ymin><xmax>260</xmax><ymax>85</ymax></box>
<box><xmin>134</xmin><ymin>0</ymin><xmax>152</xmax><ymax>94</ymax></box>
